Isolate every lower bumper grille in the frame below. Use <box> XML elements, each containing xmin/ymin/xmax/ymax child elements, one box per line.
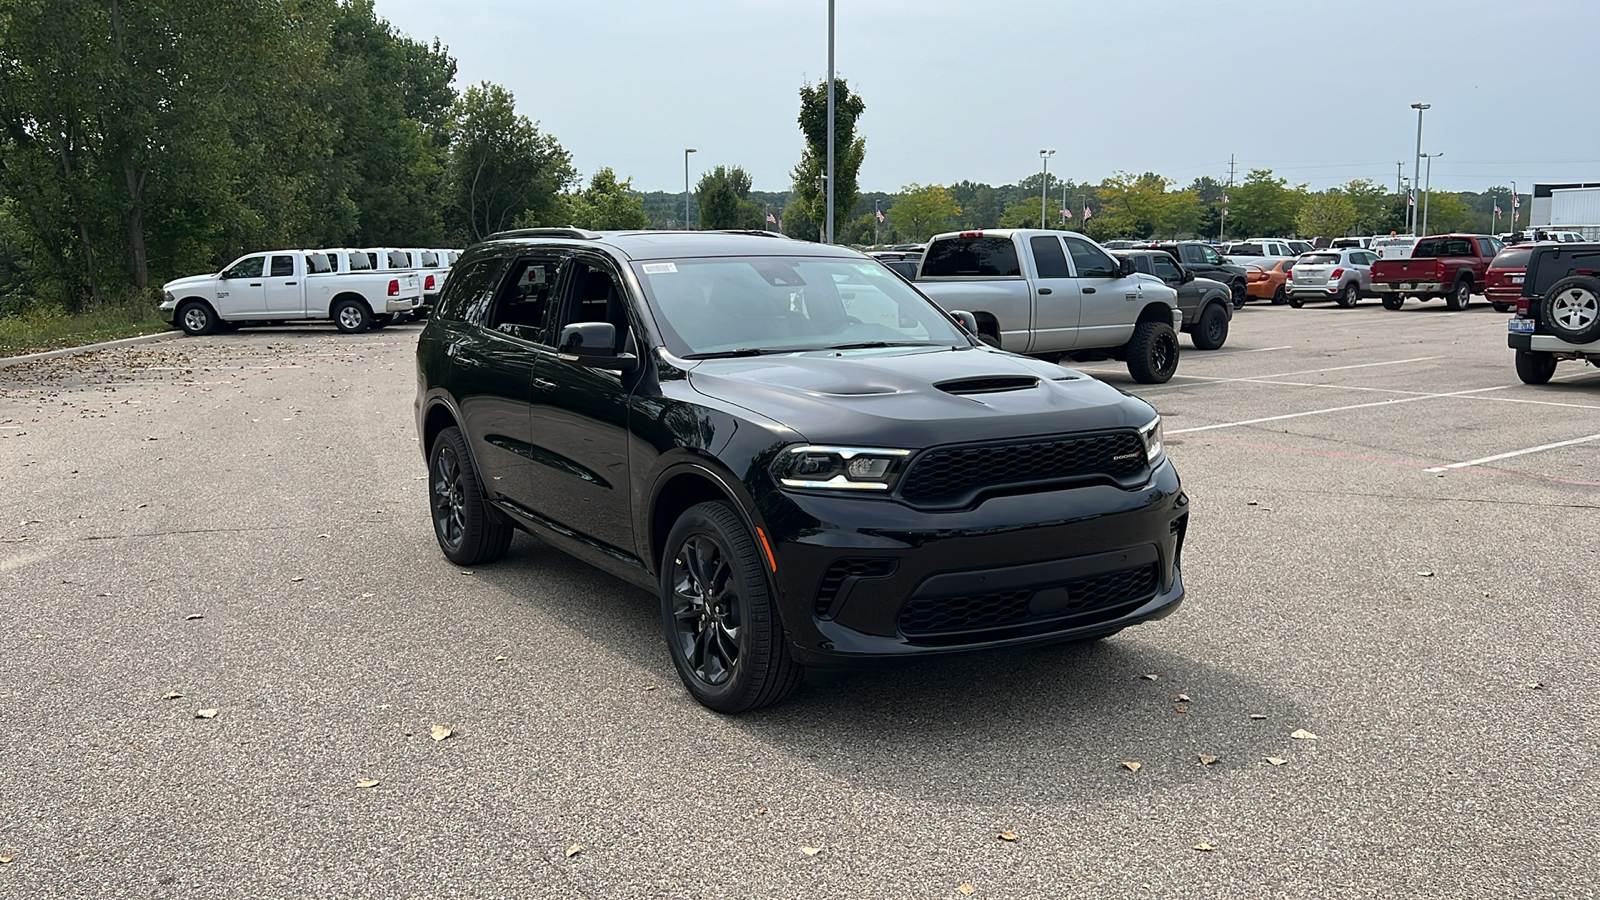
<box><xmin>899</xmin><ymin>562</ymin><xmax>1159</xmax><ymax>640</ymax></box>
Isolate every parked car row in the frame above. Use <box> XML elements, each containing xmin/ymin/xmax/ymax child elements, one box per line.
<box><xmin>159</xmin><ymin>246</ymin><xmax>459</xmax><ymax>335</ymax></box>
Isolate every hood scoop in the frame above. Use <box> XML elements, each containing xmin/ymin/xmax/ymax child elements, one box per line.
<box><xmin>935</xmin><ymin>375</ymin><xmax>1040</xmax><ymax>396</ymax></box>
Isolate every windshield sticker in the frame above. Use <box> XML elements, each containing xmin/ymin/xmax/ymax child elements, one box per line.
<box><xmin>642</xmin><ymin>262</ymin><xmax>678</xmax><ymax>274</ymax></box>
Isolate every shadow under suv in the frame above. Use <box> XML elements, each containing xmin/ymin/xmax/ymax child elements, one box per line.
<box><xmin>416</xmin><ymin>229</ymin><xmax>1188</xmax><ymax>712</ymax></box>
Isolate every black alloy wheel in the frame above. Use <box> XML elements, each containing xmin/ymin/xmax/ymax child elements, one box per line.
<box><xmin>1446</xmin><ymin>279</ymin><xmax>1473</xmax><ymax>311</ymax></box>
<box><xmin>1191</xmin><ymin>303</ymin><xmax>1229</xmax><ymax>351</ymax></box>
<box><xmin>1338</xmin><ymin>282</ymin><xmax>1360</xmax><ymax>308</ymax></box>
<box><xmin>1514</xmin><ymin>349</ymin><xmax>1558</xmax><ymax>385</ymax></box>
<box><xmin>1382</xmin><ymin>295</ymin><xmax>1405</xmax><ymax>311</ymax></box>
<box><xmin>1230</xmin><ymin>281</ymin><xmax>1247</xmax><ymax>309</ymax></box>
<box><xmin>660</xmin><ymin>501</ymin><xmax>801</xmax><ymax>713</ymax></box>
<box><xmin>1125</xmin><ymin>319</ymin><xmax>1180</xmax><ymax>384</ymax></box>
<box><xmin>428</xmin><ymin>426</ymin><xmax>513</xmax><ymax>566</ymax></box>
<box><xmin>1539</xmin><ymin>276</ymin><xmax>1600</xmax><ymax>344</ymax></box>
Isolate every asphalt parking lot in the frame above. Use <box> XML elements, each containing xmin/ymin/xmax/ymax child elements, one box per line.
<box><xmin>3</xmin><ymin>298</ymin><xmax>1598</xmax><ymax>899</ymax></box>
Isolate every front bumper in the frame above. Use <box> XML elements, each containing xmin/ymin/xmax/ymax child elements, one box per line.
<box><xmin>158</xmin><ymin>298</ymin><xmax>178</xmax><ymax>325</ymax></box>
<box><xmin>1369</xmin><ymin>282</ymin><xmax>1443</xmax><ymax>294</ymax></box>
<box><xmin>765</xmin><ymin>459</ymin><xmax>1188</xmax><ymax>667</ymax></box>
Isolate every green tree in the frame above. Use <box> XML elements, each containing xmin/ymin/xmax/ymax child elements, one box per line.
<box><xmin>1342</xmin><ymin>179</ymin><xmax>1391</xmax><ymax>236</ymax></box>
<box><xmin>448</xmin><ymin>82</ymin><xmax>574</xmax><ymax>241</ymax></box>
<box><xmin>1419</xmin><ymin>191</ymin><xmax>1470</xmax><ymax>234</ymax></box>
<box><xmin>891</xmin><ymin>184</ymin><xmax>961</xmax><ymax>241</ymax></box>
<box><xmin>1227</xmin><ymin>169</ymin><xmax>1305</xmax><ymax>237</ymax></box>
<box><xmin>999</xmin><ymin>197</ymin><xmax>1068</xmax><ymax>230</ymax></box>
<box><xmin>1089</xmin><ymin>172</ymin><xmax>1200</xmax><ymax>239</ymax></box>
<box><xmin>696</xmin><ymin>165</ymin><xmax>765</xmax><ymax>230</ymax></box>
<box><xmin>1295</xmin><ymin>191</ymin><xmax>1359</xmax><ymax>238</ymax></box>
<box><xmin>561</xmin><ymin>168</ymin><xmax>649</xmax><ymax>230</ymax></box>
<box><xmin>787</xmin><ymin>77</ymin><xmax>866</xmax><ymax>242</ymax></box>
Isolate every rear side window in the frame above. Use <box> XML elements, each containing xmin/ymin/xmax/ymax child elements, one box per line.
<box><xmin>1150</xmin><ymin>254</ymin><xmax>1180</xmax><ymax>280</ymax></box>
<box><xmin>1230</xmin><ymin>243</ymin><xmax>1265</xmax><ymax>256</ymax></box>
<box><xmin>346</xmin><ymin>252</ymin><xmax>370</xmax><ymax>271</ymax></box>
<box><xmin>306</xmin><ymin>254</ymin><xmax>332</xmax><ymax>274</ymax></box>
<box><xmin>1412</xmin><ymin>238</ymin><xmax>1474</xmax><ymax>257</ymax></box>
<box><xmin>270</xmin><ymin>255</ymin><xmax>295</xmax><ymax>277</ymax></box>
<box><xmin>434</xmin><ymin>259</ymin><xmax>505</xmax><ymax>323</ymax></box>
<box><xmin>1064</xmin><ymin>237</ymin><xmax>1118</xmax><ymax>278</ymax></box>
<box><xmin>1029</xmin><ymin>236</ymin><xmax>1069</xmax><ymax>278</ymax></box>
<box><xmin>1490</xmin><ymin>247</ymin><xmax>1532</xmax><ymax>269</ymax></box>
<box><xmin>420</xmin><ymin>251</ymin><xmax>441</xmax><ymax>267</ymax></box>
<box><xmin>921</xmin><ymin>237</ymin><xmax>1021</xmax><ymax>277</ymax></box>
<box><xmin>388</xmin><ymin>251</ymin><xmax>410</xmax><ymax>268</ymax></box>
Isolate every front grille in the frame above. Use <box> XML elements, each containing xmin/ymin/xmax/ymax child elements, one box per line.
<box><xmin>899</xmin><ymin>431</ymin><xmax>1147</xmax><ymax>506</ymax></box>
<box><xmin>814</xmin><ymin>558</ymin><xmax>897</xmax><ymax>618</ymax></box>
<box><xmin>899</xmin><ymin>563</ymin><xmax>1159</xmax><ymax>639</ymax></box>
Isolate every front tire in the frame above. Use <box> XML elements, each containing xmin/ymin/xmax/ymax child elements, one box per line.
<box><xmin>333</xmin><ymin>298</ymin><xmax>372</xmax><ymax>334</ymax></box>
<box><xmin>1514</xmin><ymin>350</ymin><xmax>1558</xmax><ymax>385</ymax></box>
<box><xmin>1125</xmin><ymin>319</ymin><xmax>1180</xmax><ymax>384</ymax></box>
<box><xmin>177</xmin><ymin>301</ymin><xmax>218</xmax><ymax>336</ymax></box>
<box><xmin>428</xmin><ymin>426</ymin><xmax>513</xmax><ymax>566</ymax></box>
<box><xmin>1446</xmin><ymin>279</ymin><xmax>1473</xmax><ymax>311</ymax></box>
<box><xmin>1288</xmin><ymin>296</ymin><xmax>1304</xmax><ymax>308</ymax></box>
<box><xmin>1337</xmin><ymin>282</ymin><xmax>1360</xmax><ymax>308</ymax></box>
<box><xmin>1191</xmin><ymin>303</ymin><xmax>1229</xmax><ymax>350</ymax></box>
<box><xmin>1230</xmin><ymin>280</ymin><xmax>1247</xmax><ymax>309</ymax></box>
<box><xmin>661</xmin><ymin>501</ymin><xmax>802</xmax><ymax>713</ymax></box>
<box><xmin>1382</xmin><ymin>294</ymin><xmax>1404</xmax><ymax>311</ymax></box>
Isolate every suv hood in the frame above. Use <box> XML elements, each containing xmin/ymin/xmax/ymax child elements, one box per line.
<box><xmin>685</xmin><ymin>346</ymin><xmax>1152</xmax><ymax>448</ymax></box>
<box><xmin>163</xmin><ymin>273</ymin><xmax>218</xmax><ymax>293</ymax></box>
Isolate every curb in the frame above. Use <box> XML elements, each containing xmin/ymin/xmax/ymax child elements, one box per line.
<box><xmin>0</xmin><ymin>330</ymin><xmax>183</xmax><ymax>368</ymax></box>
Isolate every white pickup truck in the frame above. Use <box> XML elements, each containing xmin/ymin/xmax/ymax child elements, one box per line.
<box><xmin>912</xmin><ymin>229</ymin><xmax>1184</xmax><ymax>383</ymax></box>
<box><xmin>160</xmin><ymin>250</ymin><xmax>422</xmax><ymax>335</ymax></box>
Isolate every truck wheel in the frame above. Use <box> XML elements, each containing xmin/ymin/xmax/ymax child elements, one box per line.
<box><xmin>1125</xmin><ymin>320</ymin><xmax>1180</xmax><ymax>384</ymax></box>
<box><xmin>428</xmin><ymin>426</ymin><xmax>513</xmax><ymax>566</ymax></box>
<box><xmin>176</xmin><ymin>301</ymin><xmax>218</xmax><ymax>336</ymax></box>
<box><xmin>1382</xmin><ymin>295</ymin><xmax>1404</xmax><ymax>311</ymax></box>
<box><xmin>1337</xmin><ymin>282</ymin><xmax>1360</xmax><ymax>308</ymax></box>
<box><xmin>371</xmin><ymin>314</ymin><xmax>392</xmax><ymax>329</ymax></box>
<box><xmin>333</xmin><ymin>298</ymin><xmax>372</xmax><ymax>334</ymax></box>
<box><xmin>660</xmin><ymin>501</ymin><xmax>802</xmax><ymax>713</ymax></box>
<box><xmin>1446</xmin><ymin>278</ymin><xmax>1473</xmax><ymax>311</ymax></box>
<box><xmin>1514</xmin><ymin>350</ymin><xmax>1558</xmax><ymax>385</ymax></box>
<box><xmin>1230</xmin><ymin>281</ymin><xmax>1247</xmax><ymax>309</ymax></box>
<box><xmin>1287</xmin><ymin>296</ymin><xmax>1304</xmax><ymax>308</ymax></box>
<box><xmin>1191</xmin><ymin>303</ymin><xmax>1229</xmax><ymax>350</ymax></box>
<box><xmin>1539</xmin><ymin>276</ymin><xmax>1600</xmax><ymax>343</ymax></box>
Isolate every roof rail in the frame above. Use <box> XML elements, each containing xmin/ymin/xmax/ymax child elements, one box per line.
<box><xmin>484</xmin><ymin>227</ymin><xmax>602</xmax><ymax>241</ymax></box>
<box><xmin>712</xmin><ymin>229</ymin><xmax>790</xmax><ymax>238</ymax></box>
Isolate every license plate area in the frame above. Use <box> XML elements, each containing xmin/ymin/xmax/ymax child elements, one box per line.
<box><xmin>1508</xmin><ymin>319</ymin><xmax>1535</xmax><ymax>334</ymax></box>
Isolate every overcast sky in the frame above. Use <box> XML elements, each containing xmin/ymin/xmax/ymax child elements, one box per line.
<box><xmin>375</xmin><ymin>0</ymin><xmax>1597</xmax><ymax>195</ymax></box>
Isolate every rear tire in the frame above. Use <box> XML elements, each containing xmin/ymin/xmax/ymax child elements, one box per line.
<box><xmin>1337</xmin><ymin>282</ymin><xmax>1360</xmax><ymax>308</ymax></box>
<box><xmin>1382</xmin><ymin>294</ymin><xmax>1404</xmax><ymax>311</ymax></box>
<box><xmin>1538</xmin><ymin>275</ymin><xmax>1600</xmax><ymax>343</ymax></box>
<box><xmin>1125</xmin><ymin>319</ymin><xmax>1180</xmax><ymax>384</ymax></box>
<box><xmin>1492</xmin><ymin>303</ymin><xmax>1513</xmax><ymax>313</ymax></box>
<box><xmin>1514</xmin><ymin>349</ymin><xmax>1558</xmax><ymax>385</ymax></box>
<box><xmin>428</xmin><ymin>426</ymin><xmax>514</xmax><ymax>566</ymax></box>
<box><xmin>1191</xmin><ymin>303</ymin><xmax>1229</xmax><ymax>351</ymax></box>
<box><xmin>333</xmin><ymin>298</ymin><xmax>372</xmax><ymax>333</ymax></box>
<box><xmin>661</xmin><ymin>501</ymin><xmax>802</xmax><ymax>713</ymax></box>
<box><xmin>1288</xmin><ymin>296</ymin><xmax>1304</xmax><ymax>308</ymax></box>
<box><xmin>1446</xmin><ymin>278</ymin><xmax>1473</xmax><ymax>311</ymax></box>
<box><xmin>1270</xmin><ymin>286</ymin><xmax>1287</xmax><ymax>305</ymax></box>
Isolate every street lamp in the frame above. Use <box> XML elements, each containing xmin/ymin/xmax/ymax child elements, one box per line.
<box><xmin>1409</xmin><ymin>102</ymin><xmax>1430</xmax><ymax>234</ymax></box>
<box><xmin>1039</xmin><ymin>149</ymin><xmax>1056</xmax><ymax>228</ymax></box>
<box><xmin>683</xmin><ymin>148</ymin><xmax>697</xmax><ymax>230</ymax></box>
<box><xmin>1420</xmin><ymin>152</ymin><xmax>1442</xmax><ymax>237</ymax></box>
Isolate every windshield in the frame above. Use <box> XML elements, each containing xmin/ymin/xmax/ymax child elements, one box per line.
<box><xmin>631</xmin><ymin>256</ymin><xmax>971</xmax><ymax>358</ymax></box>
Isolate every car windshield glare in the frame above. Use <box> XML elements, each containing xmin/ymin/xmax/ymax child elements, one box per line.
<box><xmin>632</xmin><ymin>256</ymin><xmax>969</xmax><ymax>358</ymax></box>
<box><xmin>1302</xmin><ymin>254</ymin><xmax>1340</xmax><ymax>265</ymax></box>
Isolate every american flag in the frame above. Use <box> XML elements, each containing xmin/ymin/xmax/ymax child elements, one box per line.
<box><xmin>1494</xmin><ymin>204</ymin><xmax>1502</xmax><ymax>216</ymax></box>
<box><xmin>1060</xmin><ymin>205</ymin><xmax>1071</xmax><ymax>220</ymax></box>
<box><xmin>766</xmin><ymin>211</ymin><xmax>777</xmax><ymax>225</ymax></box>
<box><xmin>1083</xmin><ymin>204</ymin><xmax>1092</xmax><ymax>220</ymax></box>
<box><xmin>875</xmin><ymin>208</ymin><xmax>885</xmax><ymax>223</ymax></box>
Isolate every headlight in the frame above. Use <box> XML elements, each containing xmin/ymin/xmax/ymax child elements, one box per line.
<box><xmin>162</xmin><ymin>291</ymin><xmax>175</xmax><ymax>304</ymax></box>
<box><xmin>1139</xmin><ymin>416</ymin><xmax>1164</xmax><ymax>466</ymax></box>
<box><xmin>770</xmin><ymin>445</ymin><xmax>912</xmax><ymax>492</ymax></box>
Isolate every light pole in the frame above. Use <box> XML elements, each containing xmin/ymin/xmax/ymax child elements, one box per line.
<box><xmin>825</xmin><ymin>0</ymin><xmax>835</xmax><ymax>244</ymax></box>
<box><xmin>1039</xmin><ymin>149</ymin><xmax>1055</xmax><ymax>228</ymax></box>
<box><xmin>1409</xmin><ymin>102</ymin><xmax>1429</xmax><ymax>234</ymax></box>
<box><xmin>1420</xmin><ymin>152</ymin><xmax>1442</xmax><ymax>237</ymax></box>
<box><xmin>683</xmin><ymin>148</ymin><xmax>697</xmax><ymax>229</ymax></box>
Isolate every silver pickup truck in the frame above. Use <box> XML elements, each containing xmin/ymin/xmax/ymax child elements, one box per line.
<box><xmin>913</xmin><ymin>229</ymin><xmax>1183</xmax><ymax>383</ymax></box>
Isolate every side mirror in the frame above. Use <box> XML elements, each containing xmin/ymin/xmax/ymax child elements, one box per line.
<box><xmin>1118</xmin><ymin>257</ymin><xmax>1138</xmax><ymax>278</ymax></box>
<box><xmin>950</xmin><ymin>309</ymin><xmax>980</xmax><ymax>334</ymax></box>
<box><xmin>559</xmin><ymin>322</ymin><xmax>639</xmax><ymax>372</ymax></box>
<box><xmin>1182</xmin><ymin>268</ymin><xmax>1196</xmax><ymax>283</ymax></box>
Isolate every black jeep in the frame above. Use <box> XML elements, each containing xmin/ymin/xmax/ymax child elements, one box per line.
<box><xmin>1507</xmin><ymin>243</ymin><xmax>1600</xmax><ymax>384</ymax></box>
<box><xmin>415</xmin><ymin>229</ymin><xmax>1188</xmax><ymax>712</ymax></box>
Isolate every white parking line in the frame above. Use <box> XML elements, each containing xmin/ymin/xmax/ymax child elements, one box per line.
<box><xmin>1137</xmin><ymin>356</ymin><xmax>1444</xmax><ymax>392</ymax></box>
<box><xmin>1424</xmin><ymin>432</ymin><xmax>1600</xmax><ymax>472</ymax></box>
<box><xmin>1168</xmin><ymin>386</ymin><xmax>1508</xmax><ymax>435</ymax></box>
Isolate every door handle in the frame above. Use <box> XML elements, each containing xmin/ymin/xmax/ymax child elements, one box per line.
<box><xmin>1037</xmin><ymin>288</ymin><xmax>1053</xmax><ymax>295</ymax></box>
<box><xmin>284</xmin><ymin>281</ymin><xmax>296</xmax><ymax>286</ymax></box>
<box><xmin>532</xmin><ymin>378</ymin><xmax>556</xmax><ymax>391</ymax></box>
<box><xmin>249</xmin><ymin>282</ymin><xmax>262</xmax><ymax>287</ymax></box>
<box><xmin>1082</xmin><ymin>287</ymin><xmax>1097</xmax><ymax>294</ymax></box>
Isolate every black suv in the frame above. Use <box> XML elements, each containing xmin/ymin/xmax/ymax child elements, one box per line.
<box><xmin>1508</xmin><ymin>242</ymin><xmax>1600</xmax><ymax>384</ymax></box>
<box><xmin>1140</xmin><ymin>242</ymin><xmax>1250</xmax><ymax>308</ymax></box>
<box><xmin>1112</xmin><ymin>250</ymin><xmax>1234</xmax><ymax>350</ymax></box>
<box><xmin>416</xmin><ymin>229</ymin><xmax>1188</xmax><ymax>712</ymax></box>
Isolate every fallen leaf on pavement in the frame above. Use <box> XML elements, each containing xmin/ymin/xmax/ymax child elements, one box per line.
<box><xmin>1249</xmin><ymin>713</ymin><xmax>1268</xmax><ymax>720</ymax></box>
<box><xmin>1173</xmin><ymin>693</ymin><xmax>1191</xmax><ymax>703</ymax></box>
<box><xmin>565</xmin><ymin>844</ymin><xmax>583</xmax><ymax>858</ymax></box>
<box><xmin>360</xmin><ymin>592</ymin><xmax>374</xmax><ymax>599</ymax></box>
<box><xmin>801</xmin><ymin>846</ymin><xmax>822</xmax><ymax>857</ymax></box>
<box><xmin>430</xmin><ymin>725</ymin><xmax>452</xmax><ymax>741</ymax></box>
<box><xmin>1417</xmin><ymin>570</ymin><xmax>1434</xmax><ymax>577</ymax></box>
<box><xmin>1119</xmin><ymin>761</ymin><xmax>1142</xmax><ymax>772</ymax></box>
<box><xmin>1199</xmin><ymin>754</ymin><xmax>1218</xmax><ymax>766</ymax></box>
<box><xmin>1192</xmin><ymin>842</ymin><xmax>1214</xmax><ymax>852</ymax></box>
<box><xmin>356</xmin><ymin>779</ymin><xmax>380</xmax><ymax>789</ymax></box>
<box><xmin>185</xmin><ymin>614</ymin><xmax>203</xmax><ymax>621</ymax></box>
<box><xmin>195</xmin><ymin>709</ymin><xmax>218</xmax><ymax>719</ymax></box>
<box><xmin>162</xmin><ymin>692</ymin><xmax>182</xmax><ymax>700</ymax></box>
<box><xmin>1246</xmin><ymin>500</ymin><xmax>1258</xmax><ymax>506</ymax></box>
<box><xmin>957</xmin><ymin>884</ymin><xmax>976</xmax><ymax>896</ymax></box>
<box><xmin>1174</xmin><ymin>705</ymin><xmax>1189</xmax><ymax>714</ymax></box>
<box><xmin>1290</xmin><ymin>729</ymin><xmax>1318</xmax><ymax>740</ymax></box>
<box><xmin>1141</xmin><ymin>674</ymin><xmax>1158</xmax><ymax>682</ymax></box>
<box><xmin>460</xmin><ymin>570</ymin><xmax>475</xmax><ymax>576</ymax></box>
<box><xmin>644</xmin><ymin>685</ymin><xmax>658</xmax><ymax>691</ymax></box>
<box><xmin>494</xmin><ymin>655</ymin><xmax>508</xmax><ymax>661</ymax></box>
<box><xmin>290</xmin><ymin>576</ymin><xmax>304</xmax><ymax>582</ymax></box>
<box><xmin>997</xmin><ymin>830</ymin><xmax>1018</xmax><ymax>841</ymax></box>
<box><xmin>1527</xmin><ymin>681</ymin><xmax>1543</xmax><ymax>690</ymax></box>
<box><xmin>0</xmin><ymin>854</ymin><xmax>13</xmax><ymax>864</ymax></box>
<box><xmin>1266</xmin><ymin>757</ymin><xmax>1287</xmax><ymax>766</ymax></box>
<box><xmin>755</xmin><ymin>806</ymin><xmax>768</xmax><ymax>815</ymax></box>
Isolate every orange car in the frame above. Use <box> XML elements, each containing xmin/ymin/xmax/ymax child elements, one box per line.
<box><xmin>1246</xmin><ymin>258</ymin><xmax>1296</xmax><ymax>305</ymax></box>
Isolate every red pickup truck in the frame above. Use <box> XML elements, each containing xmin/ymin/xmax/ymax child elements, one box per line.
<box><xmin>1369</xmin><ymin>234</ymin><xmax>1505</xmax><ymax>311</ymax></box>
